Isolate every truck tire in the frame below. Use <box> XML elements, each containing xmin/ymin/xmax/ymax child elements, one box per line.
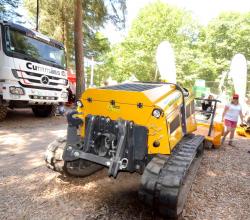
<box><xmin>45</xmin><ymin>136</ymin><xmax>103</xmax><ymax>177</ymax></box>
<box><xmin>0</xmin><ymin>105</ymin><xmax>8</xmax><ymax>121</ymax></box>
<box><xmin>32</xmin><ymin>105</ymin><xmax>56</xmax><ymax>117</ymax></box>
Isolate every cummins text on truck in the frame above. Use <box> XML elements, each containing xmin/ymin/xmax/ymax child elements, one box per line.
<box><xmin>0</xmin><ymin>21</ymin><xmax>68</xmax><ymax>120</ymax></box>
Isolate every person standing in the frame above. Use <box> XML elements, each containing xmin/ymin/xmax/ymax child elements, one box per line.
<box><xmin>221</xmin><ymin>94</ymin><xmax>244</xmax><ymax>146</ymax></box>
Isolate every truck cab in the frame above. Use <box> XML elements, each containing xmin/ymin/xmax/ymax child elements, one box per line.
<box><xmin>0</xmin><ymin>21</ymin><xmax>68</xmax><ymax>120</ymax></box>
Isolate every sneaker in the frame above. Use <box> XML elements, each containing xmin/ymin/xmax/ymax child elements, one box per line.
<box><xmin>228</xmin><ymin>140</ymin><xmax>236</xmax><ymax>147</ymax></box>
<box><xmin>221</xmin><ymin>136</ymin><xmax>226</xmax><ymax>145</ymax></box>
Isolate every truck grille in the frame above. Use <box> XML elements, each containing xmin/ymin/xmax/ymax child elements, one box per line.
<box><xmin>19</xmin><ymin>82</ymin><xmax>62</xmax><ymax>91</ymax></box>
<box><xmin>12</xmin><ymin>69</ymin><xmax>67</xmax><ymax>89</ymax></box>
<box><xmin>25</xmin><ymin>71</ymin><xmax>62</xmax><ymax>81</ymax></box>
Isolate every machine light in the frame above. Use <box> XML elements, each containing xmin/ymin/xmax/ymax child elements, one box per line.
<box><xmin>152</xmin><ymin>109</ymin><xmax>162</xmax><ymax>119</ymax></box>
<box><xmin>76</xmin><ymin>100</ymin><xmax>83</xmax><ymax>107</ymax></box>
<box><xmin>61</xmin><ymin>92</ymin><xmax>68</xmax><ymax>99</ymax></box>
<box><xmin>61</xmin><ymin>79</ymin><xmax>68</xmax><ymax>86</ymax></box>
<box><xmin>9</xmin><ymin>86</ymin><xmax>25</xmax><ymax>95</ymax></box>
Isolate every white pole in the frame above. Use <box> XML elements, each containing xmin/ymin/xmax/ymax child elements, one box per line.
<box><xmin>90</xmin><ymin>56</ymin><xmax>94</xmax><ymax>87</ymax></box>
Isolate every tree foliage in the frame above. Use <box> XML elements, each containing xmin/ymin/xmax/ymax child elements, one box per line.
<box><xmin>99</xmin><ymin>1</ymin><xmax>249</xmax><ymax>93</ymax></box>
<box><xmin>0</xmin><ymin>0</ymin><xmax>21</xmax><ymax>20</ymax></box>
<box><xmin>201</xmin><ymin>12</ymin><xmax>250</xmax><ymax>77</ymax></box>
<box><xmin>99</xmin><ymin>1</ymin><xmax>200</xmax><ymax>85</ymax></box>
<box><xmin>24</xmin><ymin>0</ymin><xmax>126</xmax><ymax>67</ymax></box>
<box><xmin>196</xmin><ymin>12</ymin><xmax>250</xmax><ymax>93</ymax></box>
<box><xmin>23</xmin><ymin>0</ymin><xmax>250</xmax><ymax>93</ymax></box>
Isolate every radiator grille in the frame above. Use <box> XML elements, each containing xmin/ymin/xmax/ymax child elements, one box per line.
<box><xmin>101</xmin><ymin>83</ymin><xmax>162</xmax><ymax>92</ymax></box>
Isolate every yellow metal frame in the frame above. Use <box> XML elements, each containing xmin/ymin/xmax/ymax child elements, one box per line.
<box><xmin>77</xmin><ymin>83</ymin><xmax>197</xmax><ymax>155</ymax></box>
<box><xmin>196</xmin><ymin>122</ymin><xmax>224</xmax><ymax>148</ymax></box>
<box><xmin>236</xmin><ymin>126</ymin><xmax>250</xmax><ymax>138</ymax></box>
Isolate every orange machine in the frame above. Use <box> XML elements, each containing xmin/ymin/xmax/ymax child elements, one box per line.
<box><xmin>194</xmin><ymin>98</ymin><xmax>224</xmax><ymax>148</ymax></box>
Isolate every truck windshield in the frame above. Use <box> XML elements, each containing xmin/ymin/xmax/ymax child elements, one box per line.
<box><xmin>5</xmin><ymin>28</ymin><xmax>66</xmax><ymax>69</ymax></box>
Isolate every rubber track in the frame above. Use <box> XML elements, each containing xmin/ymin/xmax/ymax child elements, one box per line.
<box><xmin>45</xmin><ymin>136</ymin><xmax>66</xmax><ymax>173</ymax></box>
<box><xmin>139</xmin><ymin>134</ymin><xmax>204</xmax><ymax>219</ymax></box>
<box><xmin>44</xmin><ymin>137</ymin><xmax>103</xmax><ymax>177</ymax></box>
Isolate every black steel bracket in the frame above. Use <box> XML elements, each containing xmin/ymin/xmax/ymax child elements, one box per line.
<box><xmin>108</xmin><ymin>120</ymin><xmax>127</xmax><ymax>178</ymax></box>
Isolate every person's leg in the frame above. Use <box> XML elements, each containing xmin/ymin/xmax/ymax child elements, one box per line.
<box><xmin>222</xmin><ymin>119</ymin><xmax>232</xmax><ymax>145</ymax></box>
<box><xmin>221</xmin><ymin>128</ymin><xmax>230</xmax><ymax>144</ymax></box>
<box><xmin>228</xmin><ymin>128</ymin><xmax>236</xmax><ymax>146</ymax></box>
<box><xmin>229</xmin><ymin>129</ymin><xmax>235</xmax><ymax>139</ymax></box>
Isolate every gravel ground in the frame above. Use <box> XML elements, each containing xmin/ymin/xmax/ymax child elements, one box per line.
<box><xmin>0</xmin><ymin>109</ymin><xmax>250</xmax><ymax>220</ymax></box>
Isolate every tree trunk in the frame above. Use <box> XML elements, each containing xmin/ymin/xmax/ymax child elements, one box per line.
<box><xmin>64</xmin><ymin>19</ymin><xmax>71</xmax><ymax>68</ymax></box>
<box><xmin>36</xmin><ymin>0</ymin><xmax>39</xmax><ymax>31</ymax></box>
<box><xmin>62</xmin><ymin>17</ymin><xmax>66</xmax><ymax>67</ymax></box>
<box><xmin>74</xmin><ymin>0</ymin><xmax>85</xmax><ymax>99</ymax></box>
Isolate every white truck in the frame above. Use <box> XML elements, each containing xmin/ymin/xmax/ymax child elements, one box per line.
<box><xmin>0</xmin><ymin>21</ymin><xmax>68</xmax><ymax>120</ymax></box>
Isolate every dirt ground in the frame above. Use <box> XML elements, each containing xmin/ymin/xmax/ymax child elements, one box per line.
<box><xmin>0</xmin><ymin>109</ymin><xmax>250</xmax><ymax>220</ymax></box>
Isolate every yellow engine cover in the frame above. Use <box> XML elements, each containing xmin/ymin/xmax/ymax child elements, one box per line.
<box><xmin>77</xmin><ymin>83</ymin><xmax>197</xmax><ymax>155</ymax></box>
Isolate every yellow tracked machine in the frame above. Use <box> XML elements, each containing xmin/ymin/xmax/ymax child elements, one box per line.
<box><xmin>45</xmin><ymin>82</ymin><xmax>208</xmax><ymax>218</ymax></box>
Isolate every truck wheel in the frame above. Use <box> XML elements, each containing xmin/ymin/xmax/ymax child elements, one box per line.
<box><xmin>0</xmin><ymin>105</ymin><xmax>8</xmax><ymax>121</ymax></box>
<box><xmin>45</xmin><ymin>136</ymin><xmax>103</xmax><ymax>177</ymax></box>
<box><xmin>32</xmin><ymin>105</ymin><xmax>56</xmax><ymax>117</ymax></box>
